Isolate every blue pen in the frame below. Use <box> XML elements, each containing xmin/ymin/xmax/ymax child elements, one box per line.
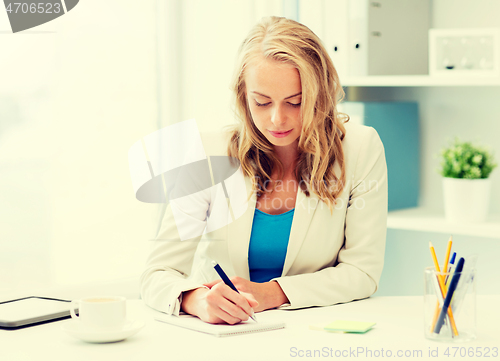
<box><xmin>212</xmin><ymin>261</ymin><xmax>258</xmax><ymax>322</ymax></box>
<box><xmin>434</xmin><ymin>257</ymin><xmax>464</xmax><ymax>334</ymax></box>
<box><xmin>445</xmin><ymin>252</ymin><xmax>457</xmax><ymax>286</ymax></box>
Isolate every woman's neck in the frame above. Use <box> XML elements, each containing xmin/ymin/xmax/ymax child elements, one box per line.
<box><xmin>273</xmin><ymin>139</ymin><xmax>299</xmax><ymax>177</ymax></box>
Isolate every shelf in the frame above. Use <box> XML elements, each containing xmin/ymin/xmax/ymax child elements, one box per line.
<box><xmin>387</xmin><ymin>207</ymin><xmax>500</xmax><ymax>239</ymax></box>
<box><xmin>342</xmin><ymin>75</ymin><xmax>500</xmax><ymax>87</ymax></box>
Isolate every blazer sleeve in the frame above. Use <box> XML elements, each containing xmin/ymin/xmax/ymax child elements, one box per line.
<box><xmin>140</xmin><ymin>131</ymin><xmax>235</xmax><ymax>316</ymax></box>
<box><xmin>139</xmin><ymin>187</ymin><xmax>211</xmax><ymax>316</ymax></box>
<box><xmin>274</xmin><ymin>126</ymin><xmax>388</xmax><ymax>309</ymax></box>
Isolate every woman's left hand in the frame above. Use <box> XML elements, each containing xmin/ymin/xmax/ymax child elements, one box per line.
<box><xmin>203</xmin><ymin>277</ymin><xmax>289</xmax><ymax>312</ymax></box>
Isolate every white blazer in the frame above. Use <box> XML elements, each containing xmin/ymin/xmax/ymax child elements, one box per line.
<box><xmin>140</xmin><ymin>122</ymin><xmax>388</xmax><ymax>316</ymax></box>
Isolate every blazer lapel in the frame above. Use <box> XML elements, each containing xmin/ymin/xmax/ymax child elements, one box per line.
<box><xmin>226</xmin><ymin>175</ymin><xmax>320</xmax><ymax>279</ymax></box>
<box><xmin>227</xmin><ymin>175</ymin><xmax>255</xmax><ymax>280</ymax></box>
<box><xmin>282</xmin><ymin>187</ymin><xmax>319</xmax><ymax>276</ymax></box>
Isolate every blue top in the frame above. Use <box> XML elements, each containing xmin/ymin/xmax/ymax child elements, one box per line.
<box><xmin>248</xmin><ymin>208</ymin><xmax>294</xmax><ymax>283</ymax></box>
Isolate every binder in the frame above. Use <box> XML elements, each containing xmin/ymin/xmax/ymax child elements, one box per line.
<box><xmin>339</xmin><ymin>101</ymin><xmax>420</xmax><ymax>211</ymax></box>
<box><xmin>324</xmin><ymin>0</ymin><xmax>349</xmax><ymax>80</ymax></box>
<box><xmin>347</xmin><ymin>0</ymin><xmax>369</xmax><ymax>76</ymax></box>
<box><xmin>347</xmin><ymin>0</ymin><xmax>430</xmax><ymax>76</ymax></box>
<box><xmin>300</xmin><ymin>0</ymin><xmax>349</xmax><ymax>79</ymax></box>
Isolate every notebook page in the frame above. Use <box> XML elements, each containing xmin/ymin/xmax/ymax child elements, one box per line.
<box><xmin>154</xmin><ymin>313</ymin><xmax>286</xmax><ymax>337</ymax></box>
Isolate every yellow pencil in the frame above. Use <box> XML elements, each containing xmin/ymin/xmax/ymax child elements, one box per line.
<box><xmin>443</xmin><ymin>236</ymin><xmax>453</xmax><ymax>274</ymax></box>
<box><xmin>429</xmin><ymin>241</ymin><xmax>459</xmax><ymax>336</ymax></box>
<box><xmin>443</xmin><ymin>236</ymin><xmax>454</xmax><ymax>287</ymax></box>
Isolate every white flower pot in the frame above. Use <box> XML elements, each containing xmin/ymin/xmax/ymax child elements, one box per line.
<box><xmin>442</xmin><ymin>177</ymin><xmax>491</xmax><ymax>223</ymax></box>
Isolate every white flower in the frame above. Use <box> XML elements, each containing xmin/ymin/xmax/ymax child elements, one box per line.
<box><xmin>472</xmin><ymin>154</ymin><xmax>482</xmax><ymax>164</ymax></box>
<box><xmin>470</xmin><ymin>166</ymin><xmax>481</xmax><ymax>178</ymax></box>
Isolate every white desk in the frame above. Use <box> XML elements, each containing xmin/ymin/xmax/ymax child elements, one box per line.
<box><xmin>2</xmin><ymin>296</ymin><xmax>499</xmax><ymax>361</ymax></box>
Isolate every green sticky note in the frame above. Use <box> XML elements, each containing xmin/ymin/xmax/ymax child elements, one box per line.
<box><xmin>324</xmin><ymin>320</ymin><xmax>376</xmax><ymax>334</ymax></box>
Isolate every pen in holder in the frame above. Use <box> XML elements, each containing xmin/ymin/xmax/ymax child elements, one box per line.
<box><xmin>423</xmin><ymin>266</ymin><xmax>476</xmax><ymax>342</ymax></box>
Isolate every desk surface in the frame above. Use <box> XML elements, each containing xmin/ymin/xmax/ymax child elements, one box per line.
<box><xmin>3</xmin><ymin>296</ymin><xmax>499</xmax><ymax>361</ymax></box>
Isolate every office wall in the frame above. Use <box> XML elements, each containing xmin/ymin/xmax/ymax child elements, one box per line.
<box><xmin>0</xmin><ymin>1</ymin><xmax>159</xmax><ymax>293</ymax></box>
<box><xmin>377</xmin><ymin>230</ymin><xmax>500</xmax><ymax>296</ymax></box>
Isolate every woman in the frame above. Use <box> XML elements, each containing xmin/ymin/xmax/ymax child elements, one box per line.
<box><xmin>140</xmin><ymin>16</ymin><xmax>387</xmax><ymax>325</ymax></box>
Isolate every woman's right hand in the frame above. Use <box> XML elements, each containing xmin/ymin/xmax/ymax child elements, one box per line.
<box><xmin>181</xmin><ymin>283</ymin><xmax>258</xmax><ymax>324</ymax></box>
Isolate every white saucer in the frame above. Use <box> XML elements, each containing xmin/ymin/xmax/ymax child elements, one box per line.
<box><xmin>61</xmin><ymin>319</ymin><xmax>145</xmax><ymax>343</ymax></box>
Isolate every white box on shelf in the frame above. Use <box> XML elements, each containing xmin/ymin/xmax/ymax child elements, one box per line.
<box><xmin>429</xmin><ymin>28</ymin><xmax>500</xmax><ymax>77</ymax></box>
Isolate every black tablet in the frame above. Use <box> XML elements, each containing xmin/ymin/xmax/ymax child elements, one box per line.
<box><xmin>0</xmin><ymin>296</ymin><xmax>77</xmax><ymax>330</ymax></box>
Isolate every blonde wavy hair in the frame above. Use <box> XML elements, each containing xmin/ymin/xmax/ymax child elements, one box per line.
<box><xmin>227</xmin><ymin>16</ymin><xmax>348</xmax><ymax>210</ymax></box>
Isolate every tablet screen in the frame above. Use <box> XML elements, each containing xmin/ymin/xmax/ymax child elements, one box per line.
<box><xmin>0</xmin><ymin>297</ymin><xmax>73</xmax><ymax>328</ymax></box>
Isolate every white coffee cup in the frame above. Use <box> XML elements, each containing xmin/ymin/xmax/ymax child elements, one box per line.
<box><xmin>70</xmin><ymin>296</ymin><xmax>126</xmax><ymax>331</ymax></box>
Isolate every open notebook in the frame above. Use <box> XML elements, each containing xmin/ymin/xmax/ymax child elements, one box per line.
<box><xmin>154</xmin><ymin>312</ymin><xmax>286</xmax><ymax>337</ymax></box>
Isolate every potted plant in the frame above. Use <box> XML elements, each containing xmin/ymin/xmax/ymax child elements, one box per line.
<box><xmin>439</xmin><ymin>138</ymin><xmax>497</xmax><ymax>223</ymax></box>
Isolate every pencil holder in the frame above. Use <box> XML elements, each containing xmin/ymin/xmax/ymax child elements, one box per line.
<box><xmin>423</xmin><ymin>266</ymin><xmax>476</xmax><ymax>342</ymax></box>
